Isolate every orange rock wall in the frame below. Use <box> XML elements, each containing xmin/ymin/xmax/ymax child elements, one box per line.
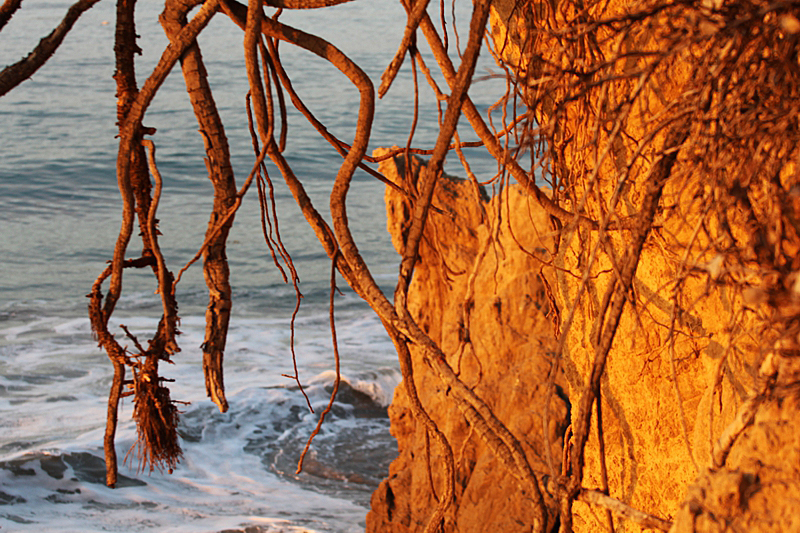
<box><xmin>367</xmin><ymin>2</ymin><xmax>800</xmax><ymax>531</ymax></box>
<box><xmin>367</xmin><ymin>150</ymin><xmax>569</xmax><ymax>532</ymax></box>
<box><xmin>486</xmin><ymin>1</ymin><xmax>795</xmax><ymax>530</ymax></box>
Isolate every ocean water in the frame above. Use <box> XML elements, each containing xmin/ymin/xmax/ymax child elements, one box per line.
<box><xmin>0</xmin><ymin>1</ymin><xmax>506</xmax><ymax>531</ymax></box>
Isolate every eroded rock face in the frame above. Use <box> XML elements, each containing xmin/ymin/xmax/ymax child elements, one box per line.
<box><xmin>483</xmin><ymin>1</ymin><xmax>800</xmax><ymax>531</ymax></box>
<box><xmin>367</xmin><ymin>149</ymin><xmax>569</xmax><ymax>532</ymax></box>
<box><xmin>367</xmin><ymin>147</ymin><xmax>800</xmax><ymax>533</ymax></box>
<box><xmin>670</xmin><ymin>356</ymin><xmax>800</xmax><ymax>533</ymax></box>
<box><xmin>368</xmin><ymin>2</ymin><xmax>800</xmax><ymax>530</ymax></box>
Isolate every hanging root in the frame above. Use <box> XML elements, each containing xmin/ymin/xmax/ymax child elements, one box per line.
<box><xmin>128</xmin><ymin>361</ymin><xmax>183</xmax><ymax>474</ymax></box>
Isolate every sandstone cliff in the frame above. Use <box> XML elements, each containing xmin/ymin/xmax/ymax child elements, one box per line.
<box><xmin>366</xmin><ymin>0</ymin><xmax>800</xmax><ymax>531</ymax></box>
<box><xmin>488</xmin><ymin>0</ymin><xmax>800</xmax><ymax>531</ymax></box>
<box><xmin>368</xmin><ymin>147</ymin><xmax>800</xmax><ymax>532</ymax></box>
<box><xmin>367</xmin><ymin>149</ymin><xmax>569</xmax><ymax>532</ymax></box>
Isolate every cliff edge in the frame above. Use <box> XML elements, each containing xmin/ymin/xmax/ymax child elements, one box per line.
<box><xmin>367</xmin><ymin>149</ymin><xmax>569</xmax><ymax>532</ymax></box>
